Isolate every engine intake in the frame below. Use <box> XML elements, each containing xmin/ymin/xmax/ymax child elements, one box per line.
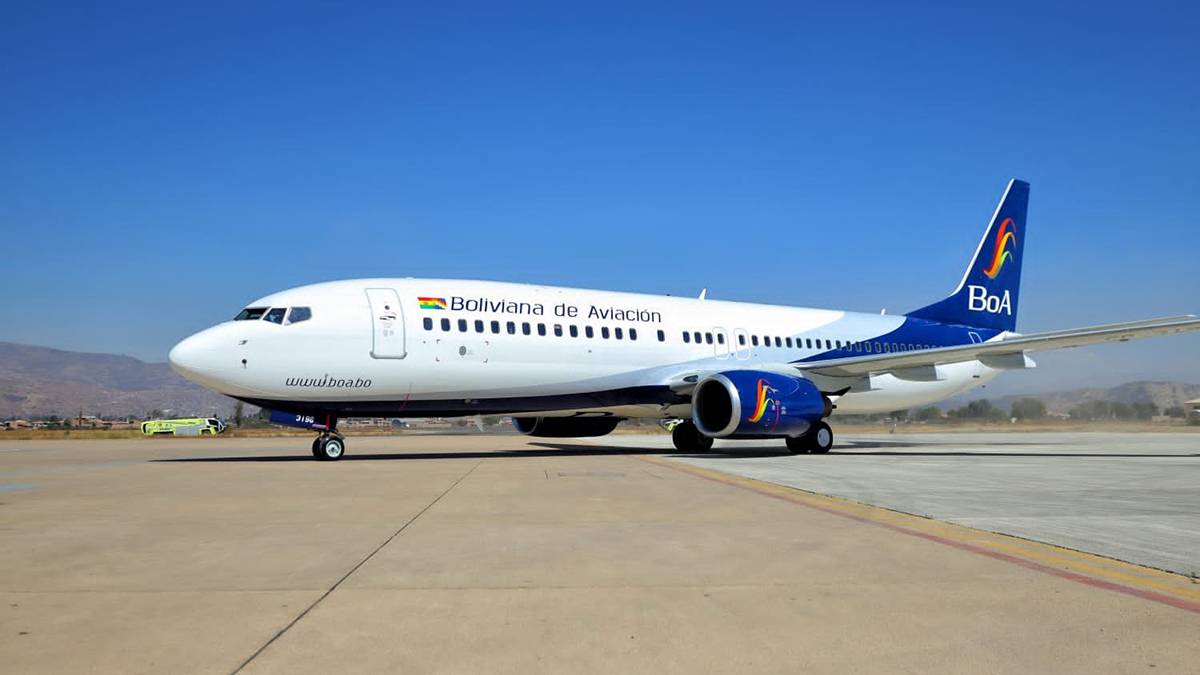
<box><xmin>512</xmin><ymin>416</ymin><xmax>623</xmax><ymax>438</ymax></box>
<box><xmin>693</xmin><ymin>370</ymin><xmax>829</xmax><ymax>438</ymax></box>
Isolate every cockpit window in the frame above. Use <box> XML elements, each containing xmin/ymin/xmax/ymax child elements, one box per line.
<box><xmin>286</xmin><ymin>306</ymin><xmax>312</xmax><ymax>324</ymax></box>
<box><xmin>263</xmin><ymin>307</ymin><xmax>287</xmax><ymax>324</ymax></box>
<box><xmin>234</xmin><ymin>307</ymin><xmax>268</xmax><ymax>321</ymax></box>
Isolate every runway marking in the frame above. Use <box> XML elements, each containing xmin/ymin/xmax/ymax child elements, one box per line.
<box><xmin>230</xmin><ymin>460</ymin><xmax>481</xmax><ymax>674</ymax></box>
<box><xmin>638</xmin><ymin>455</ymin><xmax>1200</xmax><ymax>614</ymax></box>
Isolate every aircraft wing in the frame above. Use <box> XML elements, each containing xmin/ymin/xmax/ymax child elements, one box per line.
<box><xmin>797</xmin><ymin>315</ymin><xmax>1200</xmax><ymax>378</ymax></box>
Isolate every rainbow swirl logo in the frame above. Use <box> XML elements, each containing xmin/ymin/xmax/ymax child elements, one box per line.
<box><xmin>981</xmin><ymin>217</ymin><xmax>1017</xmax><ymax>279</ymax></box>
<box><xmin>747</xmin><ymin>378</ymin><xmax>779</xmax><ymax>424</ymax></box>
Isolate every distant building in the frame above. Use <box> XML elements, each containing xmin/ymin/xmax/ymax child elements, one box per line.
<box><xmin>1187</xmin><ymin>399</ymin><xmax>1200</xmax><ymax>415</ymax></box>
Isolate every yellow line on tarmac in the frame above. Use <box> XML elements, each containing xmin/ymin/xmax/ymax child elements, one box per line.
<box><xmin>638</xmin><ymin>455</ymin><xmax>1200</xmax><ymax>610</ymax></box>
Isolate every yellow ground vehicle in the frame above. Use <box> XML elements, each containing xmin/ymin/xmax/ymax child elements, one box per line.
<box><xmin>140</xmin><ymin>418</ymin><xmax>226</xmax><ymax>436</ymax></box>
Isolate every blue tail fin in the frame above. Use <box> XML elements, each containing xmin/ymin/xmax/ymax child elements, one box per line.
<box><xmin>907</xmin><ymin>179</ymin><xmax>1029</xmax><ymax>332</ymax></box>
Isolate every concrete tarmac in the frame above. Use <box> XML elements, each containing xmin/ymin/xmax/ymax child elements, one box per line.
<box><xmin>1</xmin><ymin>434</ymin><xmax>1198</xmax><ymax>674</ymax></box>
<box><xmin>605</xmin><ymin>432</ymin><xmax>1200</xmax><ymax>575</ymax></box>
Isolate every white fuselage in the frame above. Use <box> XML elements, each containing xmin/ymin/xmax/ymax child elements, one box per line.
<box><xmin>168</xmin><ymin>278</ymin><xmax>1000</xmax><ymax>419</ymax></box>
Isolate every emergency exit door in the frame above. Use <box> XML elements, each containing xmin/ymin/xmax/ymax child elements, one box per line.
<box><xmin>365</xmin><ymin>288</ymin><xmax>406</xmax><ymax>359</ymax></box>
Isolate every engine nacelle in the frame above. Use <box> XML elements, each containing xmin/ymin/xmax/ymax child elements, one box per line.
<box><xmin>512</xmin><ymin>416</ymin><xmax>623</xmax><ymax>438</ymax></box>
<box><xmin>692</xmin><ymin>370</ymin><xmax>830</xmax><ymax>438</ymax></box>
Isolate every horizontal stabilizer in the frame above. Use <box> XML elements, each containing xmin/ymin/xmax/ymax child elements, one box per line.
<box><xmin>797</xmin><ymin>315</ymin><xmax>1200</xmax><ymax>378</ymax></box>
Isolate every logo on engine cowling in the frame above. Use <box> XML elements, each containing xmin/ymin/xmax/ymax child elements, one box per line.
<box><xmin>747</xmin><ymin>378</ymin><xmax>779</xmax><ymax>424</ymax></box>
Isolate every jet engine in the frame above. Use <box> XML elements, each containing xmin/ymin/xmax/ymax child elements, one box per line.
<box><xmin>692</xmin><ymin>370</ymin><xmax>831</xmax><ymax>438</ymax></box>
<box><xmin>511</xmin><ymin>416</ymin><xmax>623</xmax><ymax>438</ymax></box>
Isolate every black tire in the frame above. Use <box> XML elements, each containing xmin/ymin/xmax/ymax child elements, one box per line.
<box><xmin>315</xmin><ymin>436</ymin><xmax>345</xmax><ymax>461</ymax></box>
<box><xmin>785</xmin><ymin>436</ymin><xmax>810</xmax><ymax>454</ymax></box>
<box><xmin>809</xmin><ymin>421</ymin><xmax>833</xmax><ymax>454</ymax></box>
<box><xmin>672</xmin><ymin>421</ymin><xmax>714</xmax><ymax>452</ymax></box>
<box><xmin>311</xmin><ymin>437</ymin><xmax>322</xmax><ymax>458</ymax></box>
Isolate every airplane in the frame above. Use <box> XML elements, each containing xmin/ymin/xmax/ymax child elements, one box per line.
<box><xmin>169</xmin><ymin>180</ymin><xmax>1200</xmax><ymax>460</ymax></box>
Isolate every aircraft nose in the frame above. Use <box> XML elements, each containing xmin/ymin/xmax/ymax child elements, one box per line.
<box><xmin>169</xmin><ymin>329</ymin><xmax>221</xmax><ymax>379</ymax></box>
<box><xmin>169</xmin><ymin>334</ymin><xmax>202</xmax><ymax>376</ymax></box>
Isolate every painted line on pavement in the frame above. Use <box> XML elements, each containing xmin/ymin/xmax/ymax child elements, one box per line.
<box><xmin>638</xmin><ymin>455</ymin><xmax>1200</xmax><ymax>614</ymax></box>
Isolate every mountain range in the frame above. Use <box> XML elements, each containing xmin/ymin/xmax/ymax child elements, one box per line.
<box><xmin>943</xmin><ymin>380</ymin><xmax>1200</xmax><ymax>414</ymax></box>
<box><xmin>0</xmin><ymin>342</ymin><xmax>241</xmax><ymax>419</ymax></box>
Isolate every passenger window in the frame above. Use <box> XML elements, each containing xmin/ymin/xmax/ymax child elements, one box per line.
<box><xmin>614</xmin><ymin>327</ymin><xmax>623</xmax><ymax>340</ymax></box>
<box><xmin>263</xmin><ymin>307</ymin><xmax>287</xmax><ymax>324</ymax></box>
<box><xmin>738</xmin><ymin>334</ymin><xmax>746</xmax><ymax>346</ymax></box>
<box><xmin>458</xmin><ymin>319</ymin><xmax>468</xmax><ymax>332</ymax></box>
<box><xmin>234</xmin><ymin>307</ymin><xmax>268</xmax><ymax>321</ymax></box>
<box><xmin>586</xmin><ymin>326</ymin><xmax>594</xmax><ymax>338</ymax></box>
<box><xmin>522</xmin><ymin>322</ymin><xmax>531</xmax><ymax>335</ymax></box>
<box><xmin>601</xmin><ymin>327</ymin><xmax>610</xmax><ymax>339</ymax></box>
<box><xmin>774</xmin><ymin>337</ymin><xmax>782</xmax><ymax>347</ymax></box>
<box><xmin>683</xmin><ymin>332</ymin><xmax>691</xmax><ymax>343</ymax></box>
<box><xmin>631</xmin><ymin>328</ymin><xmax>638</xmax><ymax>341</ymax></box>
<box><xmin>286</xmin><ymin>307</ymin><xmax>312</xmax><ymax>324</ymax></box>
<box><xmin>507</xmin><ymin>321</ymin><xmax>516</xmax><ymax>335</ymax></box>
<box><xmin>423</xmin><ymin>317</ymin><xmax>433</xmax><ymax>331</ymax></box>
<box><xmin>865</xmin><ymin>342</ymin><xmax>872</xmax><ymax>352</ymax></box>
<box><xmin>491</xmin><ymin>321</ymin><xmax>501</xmax><ymax>334</ymax></box>
<box><xmin>705</xmin><ymin>333</ymin><xmax>713</xmax><ymax>344</ymax></box>
<box><xmin>751</xmin><ymin>336</ymin><xmax>759</xmax><ymax>346</ymax></box>
<box><xmin>440</xmin><ymin>318</ymin><xmax>451</xmax><ymax>331</ymax></box>
<box><xmin>693</xmin><ymin>331</ymin><xmax>701</xmax><ymax>344</ymax></box>
<box><xmin>657</xmin><ymin>330</ymin><xmax>665</xmax><ymax>342</ymax></box>
<box><xmin>554</xmin><ymin>324</ymin><xmax>563</xmax><ymax>337</ymax></box>
<box><xmin>475</xmin><ymin>320</ymin><xmax>484</xmax><ymax>333</ymax></box>
<box><xmin>874</xmin><ymin>341</ymin><xmax>881</xmax><ymax>352</ymax></box>
<box><xmin>785</xmin><ymin>337</ymin><xmax>793</xmax><ymax>348</ymax></box>
<box><xmin>537</xmin><ymin>323</ymin><xmax>546</xmax><ymax>336</ymax></box>
<box><xmin>806</xmin><ymin>339</ymin><xmax>813</xmax><ymax>349</ymax></box>
<box><xmin>570</xmin><ymin>325</ymin><xmax>579</xmax><ymax>338</ymax></box>
<box><xmin>717</xmin><ymin>333</ymin><xmax>725</xmax><ymax>345</ymax></box>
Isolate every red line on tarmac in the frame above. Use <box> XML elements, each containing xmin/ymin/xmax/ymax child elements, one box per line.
<box><xmin>644</xmin><ymin>457</ymin><xmax>1200</xmax><ymax>615</ymax></box>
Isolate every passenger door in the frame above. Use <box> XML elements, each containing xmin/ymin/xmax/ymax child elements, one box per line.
<box><xmin>365</xmin><ymin>288</ymin><xmax>406</xmax><ymax>359</ymax></box>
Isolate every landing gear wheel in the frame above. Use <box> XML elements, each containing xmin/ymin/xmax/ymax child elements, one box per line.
<box><xmin>809</xmin><ymin>421</ymin><xmax>833</xmax><ymax>454</ymax></box>
<box><xmin>671</xmin><ymin>421</ymin><xmax>714</xmax><ymax>452</ymax></box>
<box><xmin>785</xmin><ymin>436</ymin><xmax>811</xmax><ymax>454</ymax></box>
<box><xmin>311</xmin><ymin>438</ymin><xmax>322</xmax><ymax>458</ymax></box>
<box><xmin>314</xmin><ymin>435</ymin><xmax>346</xmax><ymax>461</ymax></box>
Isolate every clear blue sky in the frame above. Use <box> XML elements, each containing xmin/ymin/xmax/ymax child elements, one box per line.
<box><xmin>2</xmin><ymin>2</ymin><xmax>1197</xmax><ymax>391</ymax></box>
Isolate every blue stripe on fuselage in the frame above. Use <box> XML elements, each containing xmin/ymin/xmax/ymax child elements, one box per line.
<box><xmin>794</xmin><ymin>316</ymin><xmax>1002</xmax><ymax>363</ymax></box>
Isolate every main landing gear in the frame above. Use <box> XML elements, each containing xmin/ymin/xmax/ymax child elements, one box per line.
<box><xmin>671</xmin><ymin>420</ymin><xmax>714</xmax><ymax>452</ymax></box>
<box><xmin>785</xmin><ymin>421</ymin><xmax>833</xmax><ymax>455</ymax></box>
<box><xmin>312</xmin><ymin>431</ymin><xmax>346</xmax><ymax>461</ymax></box>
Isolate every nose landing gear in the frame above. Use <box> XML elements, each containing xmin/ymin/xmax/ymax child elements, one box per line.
<box><xmin>312</xmin><ymin>431</ymin><xmax>346</xmax><ymax>461</ymax></box>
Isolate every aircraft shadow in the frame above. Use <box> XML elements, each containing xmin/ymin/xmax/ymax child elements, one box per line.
<box><xmin>152</xmin><ymin>443</ymin><xmax>680</xmax><ymax>463</ymax></box>
<box><xmin>151</xmin><ymin>440</ymin><xmax>1199</xmax><ymax>463</ymax></box>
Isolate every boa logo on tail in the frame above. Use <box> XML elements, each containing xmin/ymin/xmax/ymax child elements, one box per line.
<box><xmin>981</xmin><ymin>217</ymin><xmax>1017</xmax><ymax>279</ymax></box>
<box><xmin>747</xmin><ymin>378</ymin><xmax>779</xmax><ymax>423</ymax></box>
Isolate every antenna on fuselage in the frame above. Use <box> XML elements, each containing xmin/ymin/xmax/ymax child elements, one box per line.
<box><xmin>698</xmin><ymin>288</ymin><xmax>707</xmax><ymax>300</ymax></box>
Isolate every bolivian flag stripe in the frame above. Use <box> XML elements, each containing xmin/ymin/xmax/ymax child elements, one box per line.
<box><xmin>418</xmin><ymin>297</ymin><xmax>447</xmax><ymax>310</ymax></box>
